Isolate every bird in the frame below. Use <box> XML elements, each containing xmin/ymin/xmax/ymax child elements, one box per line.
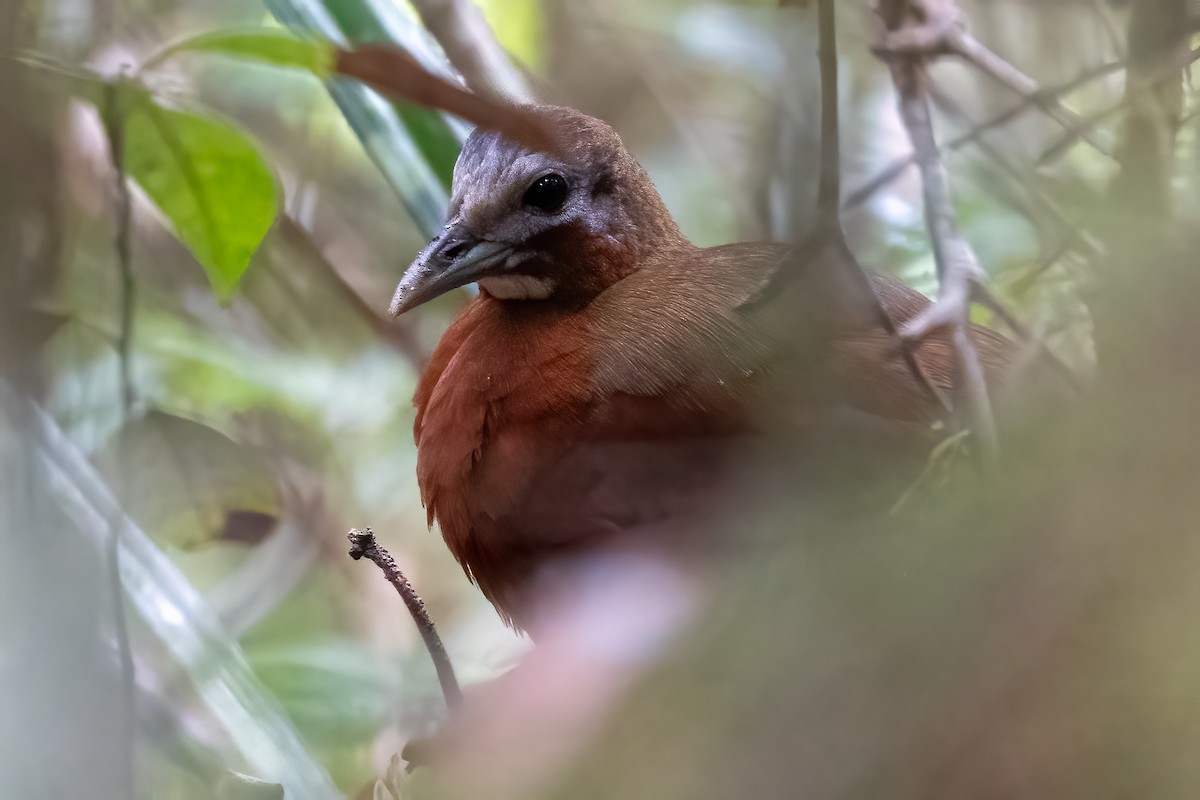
<box><xmin>390</xmin><ymin>105</ymin><xmax>1015</xmax><ymax>630</ymax></box>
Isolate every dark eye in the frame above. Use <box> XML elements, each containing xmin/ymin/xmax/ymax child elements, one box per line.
<box><xmin>522</xmin><ymin>173</ymin><xmax>569</xmax><ymax>213</ymax></box>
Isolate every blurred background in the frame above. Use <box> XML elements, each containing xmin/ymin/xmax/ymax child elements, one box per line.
<box><xmin>3</xmin><ymin>0</ymin><xmax>1200</xmax><ymax>798</ymax></box>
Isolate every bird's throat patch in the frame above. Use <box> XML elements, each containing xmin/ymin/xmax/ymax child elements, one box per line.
<box><xmin>479</xmin><ymin>274</ymin><xmax>556</xmax><ymax>300</ymax></box>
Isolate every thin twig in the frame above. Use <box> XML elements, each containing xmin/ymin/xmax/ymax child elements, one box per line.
<box><xmin>1038</xmin><ymin>46</ymin><xmax>1200</xmax><ymax>166</ymax></box>
<box><xmin>845</xmin><ymin>58</ymin><xmax>1124</xmax><ymax>211</ymax></box>
<box><xmin>347</xmin><ymin>528</ymin><xmax>462</xmax><ymax>709</ymax></box>
<box><xmin>815</xmin><ymin>0</ymin><xmax>841</xmax><ymax>231</ymax></box>
<box><xmin>951</xmin><ymin>30</ymin><xmax>1109</xmax><ymax>155</ymax></box>
<box><xmin>927</xmin><ymin>82</ymin><xmax>1103</xmax><ymax>263</ymax></box>
<box><xmin>101</xmin><ymin>76</ymin><xmax>137</xmax><ymax>796</ymax></box>
<box><xmin>873</xmin><ymin>0</ymin><xmax>1108</xmax><ymax>155</ymax></box>
<box><xmin>409</xmin><ymin>0</ymin><xmax>532</xmax><ymax>103</ymax></box>
<box><xmin>103</xmin><ymin>80</ymin><xmax>135</xmax><ymax>411</ymax></box>
<box><xmin>922</xmin><ymin>86</ymin><xmax>1091</xmax><ymax>399</ymax></box>
<box><xmin>815</xmin><ymin>0</ymin><xmax>950</xmax><ymax>413</ymax></box>
<box><xmin>877</xmin><ymin>0</ymin><xmax>999</xmax><ymax>460</ymax></box>
<box><xmin>835</xmin><ymin>239</ymin><xmax>953</xmax><ymax>413</ymax></box>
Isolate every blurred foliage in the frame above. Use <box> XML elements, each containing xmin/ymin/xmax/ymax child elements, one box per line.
<box><xmin>100</xmin><ymin>410</ymin><xmax>280</xmax><ymax>548</ymax></box>
<box><xmin>3</xmin><ymin>0</ymin><xmax>1200</xmax><ymax>798</ymax></box>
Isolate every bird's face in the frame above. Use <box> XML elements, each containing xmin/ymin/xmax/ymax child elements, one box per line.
<box><xmin>390</xmin><ymin>107</ymin><xmax>677</xmax><ymax>316</ymax></box>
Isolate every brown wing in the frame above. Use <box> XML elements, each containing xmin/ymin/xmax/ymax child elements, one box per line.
<box><xmin>415</xmin><ymin>243</ymin><xmax>1016</xmax><ymax>627</ymax></box>
<box><xmin>590</xmin><ymin>239</ymin><xmax>1014</xmax><ymax>425</ymax></box>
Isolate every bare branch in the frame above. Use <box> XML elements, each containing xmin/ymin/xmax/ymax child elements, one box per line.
<box><xmin>950</xmin><ymin>30</ymin><xmax>1107</xmax><ymax>155</ymax></box>
<box><xmin>101</xmin><ymin>77</ymin><xmax>137</xmax><ymax>794</ymax></box>
<box><xmin>874</xmin><ymin>0</ymin><xmax>1108</xmax><ymax>155</ymax></box>
<box><xmin>102</xmin><ymin>79</ymin><xmax>135</xmax><ymax>411</ymax></box>
<box><xmin>920</xmin><ymin>86</ymin><xmax>1092</xmax><ymax>399</ymax></box>
<box><xmin>834</xmin><ymin>238</ymin><xmax>953</xmax><ymax>413</ymax></box>
<box><xmin>926</xmin><ymin>83</ymin><xmax>1103</xmax><ymax>264</ymax></box>
<box><xmin>846</xmin><ymin>58</ymin><xmax>1124</xmax><ymax>211</ymax></box>
<box><xmin>409</xmin><ymin>0</ymin><xmax>533</xmax><ymax>103</ymax></box>
<box><xmin>815</xmin><ymin>0</ymin><xmax>841</xmax><ymax>230</ymax></box>
<box><xmin>347</xmin><ymin>528</ymin><xmax>462</xmax><ymax>710</ymax></box>
<box><xmin>876</xmin><ymin>0</ymin><xmax>999</xmax><ymax>459</ymax></box>
<box><xmin>815</xmin><ymin>0</ymin><xmax>950</xmax><ymax>413</ymax></box>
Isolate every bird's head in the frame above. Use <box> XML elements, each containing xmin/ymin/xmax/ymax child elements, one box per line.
<box><xmin>390</xmin><ymin>105</ymin><xmax>685</xmax><ymax>316</ymax></box>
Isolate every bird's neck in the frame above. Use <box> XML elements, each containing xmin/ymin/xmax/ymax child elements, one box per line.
<box><xmin>542</xmin><ymin>160</ymin><xmax>691</xmax><ymax>308</ymax></box>
<box><xmin>613</xmin><ymin>158</ymin><xmax>690</xmax><ymax>258</ymax></box>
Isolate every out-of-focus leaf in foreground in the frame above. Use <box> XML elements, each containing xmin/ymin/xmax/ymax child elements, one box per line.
<box><xmin>121</xmin><ymin>89</ymin><xmax>279</xmax><ymax>300</ymax></box>
<box><xmin>0</xmin><ymin>308</ymin><xmax>66</xmax><ymax>374</ymax></box>
<box><xmin>372</xmin><ymin>754</ymin><xmax>409</xmax><ymax>800</ymax></box>
<box><xmin>247</xmin><ymin>642</ymin><xmax>401</xmax><ymax>746</ymax></box>
<box><xmin>20</xmin><ymin>394</ymin><xmax>341</xmax><ymax>799</ymax></box>
<box><xmin>99</xmin><ymin>410</ymin><xmax>280</xmax><ymax>550</ymax></box>
<box><xmin>216</xmin><ymin>771</ymin><xmax>285</xmax><ymax>800</ymax></box>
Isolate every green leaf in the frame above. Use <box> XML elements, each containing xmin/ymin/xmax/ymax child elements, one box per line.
<box><xmin>395</xmin><ymin>103</ymin><xmax>460</xmax><ymax>190</ymax></box>
<box><xmin>143</xmin><ymin>29</ymin><xmax>335</xmax><ymax>76</ymax></box>
<box><xmin>122</xmin><ymin>90</ymin><xmax>279</xmax><ymax>300</ymax></box>
<box><xmin>265</xmin><ymin>0</ymin><xmax>458</xmax><ymax>234</ymax></box>
<box><xmin>16</xmin><ymin>54</ymin><xmax>108</xmax><ymax>105</ymax></box>
<box><xmin>319</xmin><ymin>0</ymin><xmax>463</xmax><ymax>188</ymax></box>
<box><xmin>99</xmin><ymin>410</ymin><xmax>280</xmax><ymax>550</ymax></box>
<box><xmin>246</xmin><ymin>641</ymin><xmax>402</xmax><ymax>745</ymax></box>
<box><xmin>0</xmin><ymin>308</ymin><xmax>67</xmax><ymax>374</ymax></box>
<box><xmin>296</xmin><ymin>0</ymin><xmax>462</xmax><ymax>188</ymax></box>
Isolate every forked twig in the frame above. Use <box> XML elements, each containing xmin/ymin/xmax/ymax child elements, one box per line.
<box><xmin>815</xmin><ymin>0</ymin><xmax>951</xmax><ymax>414</ymax></box>
<box><xmin>877</xmin><ymin>0</ymin><xmax>999</xmax><ymax>458</ymax></box>
<box><xmin>347</xmin><ymin>528</ymin><xmax>462</xmax><ymax>709</ymax></box>
<box><xmin>845</xmin><ymin>58</ymin><xmax>1124</xmax><ymax>211</ymax></box>
<box><xmin>873</xmin><ymin>0</ymin><xmax>1108</xmax><ymax>155</ymax></box>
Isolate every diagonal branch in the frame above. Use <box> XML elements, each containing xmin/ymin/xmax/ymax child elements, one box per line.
<box><xmin>874</xmin><ymin>0</ymin><xmax>1108</xmax><ymax>155</ymax></box>
<box><xmin>1036</xmin><ymin>46</ymin><xmax>1200</xmax><ymax>166</ymax></box>
<box><xmin>925</xmin><ymin>83</ymin><xmax>1103</xmax><ymax>266</ymax></box>
<box><xmin>276</xmin><ymin>217</ymin><xmax>429</xmax><ymax>372</ymax></box>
